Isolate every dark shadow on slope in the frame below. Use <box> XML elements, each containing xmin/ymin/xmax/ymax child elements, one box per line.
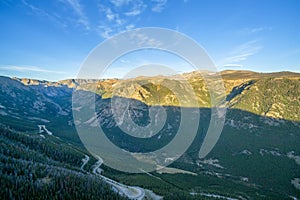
<box><xmin>226</xmin><ymin>80</ymin><xmax>255</xmax><ymax>102</ymax></box>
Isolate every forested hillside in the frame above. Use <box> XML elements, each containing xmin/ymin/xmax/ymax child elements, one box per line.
<box><xmin>0</xmin><ymin>126</ymin><xmax>127</xmax><ymax>200</ymax></box>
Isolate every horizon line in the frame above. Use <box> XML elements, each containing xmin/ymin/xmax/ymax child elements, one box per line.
<box><xmin>1</xmin><ymin>69</ymin><xmax>300</xmax><ymax>82</ymax></box>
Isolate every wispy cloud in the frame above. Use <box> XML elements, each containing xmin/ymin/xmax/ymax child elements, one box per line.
<box><xmin>1</xmin><ymin>0</ymin><xmax>14</xmax><ymax>7</ymax></box>
<box><xmin>22</xmin><ymin>0</ymin><xmax>168</xmax><ymax>39</ymax></box>
<box><xmin>62</xmin><ymin>0</ymin><xmax>90</xmax><ymax>30</ymax></box>
<box><xmin>105</xmin><ymin>7</ymin><xmax>117</xmax><ymax>21</ymax></box>
<box><xmin>238</xmin><ymin>26</ymin><xmax>272</xmax><ymax>35</ymax></box>
<box><xmin>100</xmin><ymin>6</ymin><xmax>124</xmax><ymax>25</ymax></box>
<box><xmin>109</xmin><ymin>0</ymin><xmax>132</xmax><ymax>7</ymax></box>
<box><xmin>21</xmin><ymin>0</ymin><xmax>67</xmax><ymax>28</ymax></box>
<box><xmin>250</xmin><ymin>27</ymin><xmax>270</xmax><ymax>33</ymax></box>
<box><xmin>97</xmin><ymin>0</ymin><xmax>167</xmax><ymax>39</ymax></box>
<box><xmin>151</xmin><ymin>0</ymin><xmax>167</xmax><ymax>12</ymax></box>
<box><xmin>97</xmin><ymin>2</ymin><xmax>134</xmax><ymax>38</ymax></box>
<box><xmin>97</xmin><ymin>25</ymin><xmax>113</xmax><ymax>39</ymax></box>
<box><xmin>0</xmin><ymin>65</ymin><xmax>67</xmax><ymax>74</ymax></box>
<box><xmin>124</xmin><ymin>9</ymin><xmax>143</xmax><ymax>16</ymax></box>
<box><xmin>221</xmin><ymin>63</ymin><xmax>243</xmax><ymax>68</ymax></box>
<box><xmin>129</xmin><ymin>31</ymin><xmax>163</xmax><ymax>47</ymax></box>
<box><xmin>222</xmin><ymin>40</ymin><xmax>262</xmax><ymax>64</ymax></box>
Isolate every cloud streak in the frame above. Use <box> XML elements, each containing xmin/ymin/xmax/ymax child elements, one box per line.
<box><xmin>0</xmin><ymin>65</ymin><xmax>67</xmax><ymax>74</ymax></box>
<box><xmin>62</xmin><ymin>0</ymin><xmax>90</xmax><ymax>30</ymax></box>
<box><xmin>21</xmin><ymin>0</ymin><xmax>67</xmax><ymax>28</ymax></box>
<box><xmin>97</xmin><ymin>0</ymin><xmax>167</xmax><ymax>39</ymax></box>
<box><xmin>222</xmin><ymin>40</ymin><xmax>262</xmax><ymax>64</ymax></box>
<box><xmin>239</xmin><ymin>26</ymin><xmax>272</xmax><ymax>35</ymax></box>
<box><xmin>21</xmin><ymin>0</ymin><xmax>168</xmax><ymax>39</ymax></box>
<box><xmin>151</xmin><ymin>0</ymin><xmax>167</xmax><ymax>12</ymax></box>
<box><xmin>222</xmin><ymin>63</ymin><xmax>243</xmax><ymax>68</ymax></box>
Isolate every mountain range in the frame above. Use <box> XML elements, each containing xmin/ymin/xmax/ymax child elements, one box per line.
<box><xmin>0</xmin><ymin>70</ymin><xmax>300</xmax><ymax>199</ymax></box>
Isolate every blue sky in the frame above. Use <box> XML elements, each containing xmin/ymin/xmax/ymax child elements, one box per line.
<box><xmin>0</xmin><ymin>0</ymin><xmax>300</xmax><ymax>81</ymax></box>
